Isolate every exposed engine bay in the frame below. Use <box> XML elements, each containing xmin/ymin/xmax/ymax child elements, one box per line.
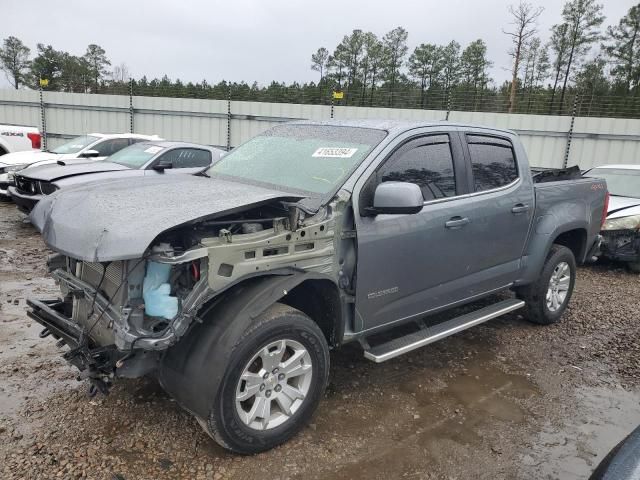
<box><xmin>28</xmin><ymin>195</ymin><xmax>353</xmax><ymax>393</ymax></box>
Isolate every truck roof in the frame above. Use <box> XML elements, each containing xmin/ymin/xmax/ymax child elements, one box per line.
<box><xmin>288</xmin><ymin>119</ymin><xmax>517</xmax><ymax>137</ymax></box>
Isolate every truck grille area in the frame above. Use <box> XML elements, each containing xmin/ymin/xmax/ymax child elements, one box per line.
<box><xmin>71</xmin><ymin>261</ymin><xmax>127</xmax><ymax>346</ymax></box>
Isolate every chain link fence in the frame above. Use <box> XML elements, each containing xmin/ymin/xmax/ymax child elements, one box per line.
<box><xmin>92</xmin><ymin>81</ymin><xmax>640</xmax><ymax>119</ymax></box>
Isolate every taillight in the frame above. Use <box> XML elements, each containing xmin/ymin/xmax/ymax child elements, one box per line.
<box><xmin>27</xmin><ymin>132</ymin><xmax>41</xmax><ymax>150</ymax></box>
<box><xmin>601</xmin><ymin>191</ymin><xmax>610</xmax><ymax>229</ymax></box>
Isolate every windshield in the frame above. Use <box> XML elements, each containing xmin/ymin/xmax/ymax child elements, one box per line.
<box><xmin>107</xmin><ymin>143</ymin><xmax>164</xmax><ymax>168</ymax></box>
<box><xmin>52</xmin><ymin>135</ymin><xmax>99</xmax><ymax>154</ymax></box>
<box><xmin>207</xmin><ymin>125</ymin><xmax>387</xmax><ymax>194</ymax></box>
<box><xmin>586</xmin><ymin>168</ymin><xmax>640</xmax><ymax>199</ymax></box>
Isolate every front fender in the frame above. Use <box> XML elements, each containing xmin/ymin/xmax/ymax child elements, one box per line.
<box><xmin>158</xmin><ymin>271</ymin><xmax>333</xmax><ymax>420</ymax></box>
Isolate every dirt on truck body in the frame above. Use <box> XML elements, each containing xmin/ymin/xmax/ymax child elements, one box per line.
<box><xmin>26</xmin><ymin>120</ymin><xmax>607</xmax><ymax>454</ymax></box>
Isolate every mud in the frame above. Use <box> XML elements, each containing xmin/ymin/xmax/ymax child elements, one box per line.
<box><xmin>1</xmin><ymin>201</ymin><xmax>640</xmax><ymax>479</ymax></box>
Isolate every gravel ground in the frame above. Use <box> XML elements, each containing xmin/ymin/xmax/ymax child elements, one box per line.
<box><xmin>1</xmin><ymin>201</ymin><xmax>640</xmax><ymax>480</ymax></box>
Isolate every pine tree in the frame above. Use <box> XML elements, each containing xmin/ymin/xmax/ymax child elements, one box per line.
<box><xmin>382</xmin><ymin>27</ymin><xmax>409</xmax><ymax>106</ymax></box>
<box><xmin>0</xmin><ymin>36</ymin><xmax>31</xmax><ymax>89</ymax></box>
<box><xmin>603</xmin><ymin>3</ymin><xmax>640</xmax><ymax>93</ymax></box>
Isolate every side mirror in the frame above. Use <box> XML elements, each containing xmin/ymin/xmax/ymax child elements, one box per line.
<box><xmin>153</xmin><ymin>161</ymin><xmax>173</xmax><ymax>172</ymax></box>
<box><xmin>79</xmin><ymin>149</ymin><xmax>100</xmax><ymax>158</ymax></box>
<box><xmin>367</xmin><ymin>182</ymin><xmax>423</xmax><ymax>215</ymax></box>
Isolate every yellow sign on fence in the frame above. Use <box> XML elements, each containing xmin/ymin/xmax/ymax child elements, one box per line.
<box><xmin>39</xmin><ymin>78</ymin><xmax>49</xmax><ymax>87</ymax></box>
<box><xmin>332</xmin><ymin>91</ymin><xmax>344</xmax><ymax>100</ymax></box>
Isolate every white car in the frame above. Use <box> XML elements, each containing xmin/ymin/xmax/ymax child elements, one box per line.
<box><xmin>0</xmin><ymin>123</ymin><xmax>41</xmax><ymax>156</ymax></box>
<box><xmin>584</xmin><ymin>164</ymin><xmax>640</xmax><ymax>272</ymax></box>
<box><xmin>0</xmin><ymin>132</ymin><xmax>162</xmax><ymax>199</ymax></box>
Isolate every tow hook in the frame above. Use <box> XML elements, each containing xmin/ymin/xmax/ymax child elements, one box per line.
<box><xmin>87</xmin><ymin>378</ymin><xmax>111</xmax><ymax>397</ymax></box>
<box><xmin>39</xmin><ymin>328</ymin><xmax>51</xmax><ymax>338</ymax></box>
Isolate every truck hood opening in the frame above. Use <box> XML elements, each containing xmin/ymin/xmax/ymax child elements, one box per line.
<box><xmin>30</xmin><ymin>175</ymin><xmax>303</xmax><ymax>262</ymax></box>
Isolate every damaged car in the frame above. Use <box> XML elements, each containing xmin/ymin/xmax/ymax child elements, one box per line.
<box><xmin>27</xmin><ymin>120</ymin><xmax>607</xmax><ymax>454</ymax></box>
<box><xmin>9</xmin><ymin>141</ymin><xmax>223</xmax><ymax>213</ymax></box>
<box><xmin>584</xmin><ymin>164</ymin><xmax>640</xmax><ymax>273</ymax></box>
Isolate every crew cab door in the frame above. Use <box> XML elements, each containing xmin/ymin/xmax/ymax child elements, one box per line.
<box><xmin>353</xmin><ymin>131</ymin><xmax>474</xmax><ymax>331</ymax></box>
<box><xmin>352</xmin><ymin>130</ymin><xmax>534</xmax><ymax>333</ymax></box>
<box><xmin>458</xmin><ymin>133</ymin><xmax>534</xmax><ymax>292</ymax></box>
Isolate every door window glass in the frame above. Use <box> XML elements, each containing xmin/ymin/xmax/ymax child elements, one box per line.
<box><xmin>380</xmin><ymin>138</ymin><xmax>456</xmax><ymax>200</ymax></box>
<box><xmin>467</xmin><ymin>136</ymin><xmax>518</xmax><ymax>192</ymax></box>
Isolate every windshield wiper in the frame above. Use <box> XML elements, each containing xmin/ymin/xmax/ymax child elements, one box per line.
<box><xmin>196</xmin><ymin>170</ymin><xmax>210</xmax><ymax>178</ymax></box>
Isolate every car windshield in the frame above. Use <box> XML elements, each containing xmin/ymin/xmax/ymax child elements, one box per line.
<box><xmin>107</xmin><ymin>143</ymin><xmax>164</xmax><ymax>168</ymax></box>
<box><xmin>51</xmin><ymin>135</ymin><xmax>100</xmax><ymax>154</ymax></box>
<box><xmin>207</xmin><ymin>124</ymin><xmax>387</xmax><ymax>194</ymax></box>
<box><xmin>585</xmin><ymin>168</ymin><xmax>640</xmax><ymax>199</ymax></box>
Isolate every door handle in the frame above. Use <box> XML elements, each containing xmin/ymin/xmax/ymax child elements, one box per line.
<box><xmin>511</xmin><ymin>204</ymin><xmax>530</xmax><ymax>214</ymax></box>
<box><xmin>445</xmin><ymin>216</ymin><xmax>470</xmax><ymax>229</ymax></box>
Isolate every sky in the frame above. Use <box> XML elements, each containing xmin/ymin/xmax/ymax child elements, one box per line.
<box><xmin>1</xmin><ymin>0</ymin><xmax>636</xmax><ymax>89</ymax></box>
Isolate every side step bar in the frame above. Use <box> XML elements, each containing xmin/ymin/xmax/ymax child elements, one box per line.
<box><xmin>363</xmin><ymin>298</ymin><xmax>525</xmax><ymax>363</ymax></box>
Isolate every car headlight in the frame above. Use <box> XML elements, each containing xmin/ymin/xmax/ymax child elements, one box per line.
<box><xmin>602</xmin><ymin>214</ymin><xmax>640</xmax><ymax>231</ymax></box>
<box><xmin>0</xmin><ymin>164</ymin><xmax>21</xmax><ymax>175</ymax></box>
<box><xmin>39</xmin><ymin>181</ymin><xmax>59</xmax><ymax>195</ymax></box>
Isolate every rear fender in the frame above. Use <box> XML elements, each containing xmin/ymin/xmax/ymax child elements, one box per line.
<box><xmin>518</xmin><ymin>216</ymin><xmax>588</xmax><ymax>285</ymax></box>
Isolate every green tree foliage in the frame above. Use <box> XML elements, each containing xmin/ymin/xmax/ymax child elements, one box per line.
<box><xmin>310</xmin><ymin>47</ymin><xmax>329</xmax><ymax>84</ymax></box>
<box><xmin>556</xmin><ymin>0</ymin><xmax>605</xmax><ymax>110</ymax></box>
<box><xmin>382</xmin><ymin>27</ymin><xmax>409</xmax><ymax>106</ymax></box>
<box><xmin>84</xmin><ymin>44</ymin><xmax>111</xmax><ymax>92</ymax></box>
<box><xmin>603</xmin><ymin>3</ymin><xmax>640</xmax><ymax>93</ymax></box>
<box><xmin>0</xmin><ymin>36</ymin><xmax>31</xmax><ymax>89</ymax></box>
<box><xmin>408</xmin><ymin>43</ymin><xmax>443</xmax><ymax>108</ymax></box>
<box><xmin>460</xmin><ymin>39</ymin><xmax>492</xmax><ymax>91</ymax></box>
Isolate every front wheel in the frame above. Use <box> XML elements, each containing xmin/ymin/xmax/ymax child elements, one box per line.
<box><xmin>628</xmin><ymin>261</ymin><xmax>640</xmax><ymax>274</ymax></box>
<box><xmin>517</xmin><ymin>244</ymin><xmax>576</xmax><ymax>325</ymax></box>
<box><xmin>205</xmin><ymin>304</ymin><xmax>329</xmax><ymax>454</ymax></box>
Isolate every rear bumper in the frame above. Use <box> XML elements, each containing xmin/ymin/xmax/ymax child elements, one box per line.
<box><xmin>8</xmin><ymin>186</ymin><xmax>42</xmax><ymax>213</ymax></box>
<box><xmin>601</xmin><ymin>230</ymin><xmax>640</xmax><ymax>263</ymax></box>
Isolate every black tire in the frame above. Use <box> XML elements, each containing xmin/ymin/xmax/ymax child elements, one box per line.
<box><xmin>628</xmin><ymin>262</ymin><xmax>640</xmax><ymax>274</ymax></box>
<box><xmin>205</xmin><ymin>303</ymin><xmax>329</xmax><ymax>454</ymax></box>
<box><xmin>517</xmin><ymin>244</ymin><xmax>576</xmax><ymax>325</ymax></box>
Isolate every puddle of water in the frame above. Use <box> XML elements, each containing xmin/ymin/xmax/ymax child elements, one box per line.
<box><xmin>310</xmin><ymin>350</ymin><xmax>539</xmax><ymax>480</ymax></box>
<box><xmin>520</xmin><ymin>386</ymin><xmax>640</xmax><ymax>479</ymax></box>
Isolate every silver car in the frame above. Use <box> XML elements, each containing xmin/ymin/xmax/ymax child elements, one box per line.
<box><xmin>9</xmin><ymin>141</ymin><xmax>224</xmax><ymax>213</ymax></box>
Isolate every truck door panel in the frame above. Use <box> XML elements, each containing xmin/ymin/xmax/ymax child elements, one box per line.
<box><xmin>354</xmin><ymin>132</ymin><xmax>477</xmax><ymax>331</ymax></box>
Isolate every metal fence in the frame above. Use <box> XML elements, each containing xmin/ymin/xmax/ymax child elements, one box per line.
<box><xmin>1</xmin><ymin>88</ymin><xmax>639</xmax><ymax>170</ymax></box>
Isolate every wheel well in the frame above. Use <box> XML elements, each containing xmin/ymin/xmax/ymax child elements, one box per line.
<box><xmin>279</xmin><ymin>279</ymin><xmax>342</xmax><ymax>347</ymax></box>
<box><xmin>553</xmin><ymin>229</ymin><xmax>587</xmax><ymax>262</ymax></box>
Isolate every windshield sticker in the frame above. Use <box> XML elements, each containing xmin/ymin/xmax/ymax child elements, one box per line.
<box><xmin>70</xmin><ymin>144</ymin><xmax>84</xmax><ymax>149</ymax></box>
<box><xmin>312</xmin><ymin>147</ymin><xmax>358</xmax><ymax>158</ymax></box>
<box><xmin>144</xmin><ymin>146</ymin><xmax>163</xmax><ymax>154</ymax></box>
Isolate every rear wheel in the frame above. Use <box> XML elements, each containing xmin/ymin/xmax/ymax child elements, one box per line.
<box><xmin>204</xmin><ymin>303</ymin><xmax>329</xmax><ymax>454</ymax></box>
<box><xmin>517</xmin><ymin>245</ymin><xmax>576</xmax><ymax>325</ymax></box>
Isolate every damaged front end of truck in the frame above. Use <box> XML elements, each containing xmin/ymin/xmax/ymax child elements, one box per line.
<box><xmin>26</xmin><ymin>174</ymin><xmax>354</xmax><ymax>395</ymax></box>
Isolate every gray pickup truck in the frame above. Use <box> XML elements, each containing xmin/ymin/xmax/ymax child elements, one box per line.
<box><xmin>27</xmin><ymin>120</ymin><xmax>607</xmax><ymax>454</ymax></box>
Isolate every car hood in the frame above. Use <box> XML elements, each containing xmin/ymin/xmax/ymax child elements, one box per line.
<box><xmin>22</xmin><ymin>161</ymin><xmax>129</xmax><ymax>182</ymax></box>
<box><xmin>607</xmin><ymin>195</ymin><xmax>640</xmax><ymax>219</ymax></box>
<box><xmin>30</xmin><ymin>175</ymin><xmax>302</xmax><ymax>262</ymax></box>
<box><xmin>0</xmin><ymin>150</ymin><xmax>76</xmax><ymax>167</ymax></box>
